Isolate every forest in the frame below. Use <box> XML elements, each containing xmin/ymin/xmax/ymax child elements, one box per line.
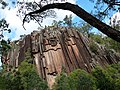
<box><xmin>0</xmin><ymin>0</ymin><xmax>120</xmax><ymax>90</ymax></box>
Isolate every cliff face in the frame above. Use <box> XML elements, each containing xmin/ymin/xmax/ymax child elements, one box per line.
<box><xmin>2</xmin><ymin>27</ymin><xmax>120</xmax><ymax>87</ymax></box>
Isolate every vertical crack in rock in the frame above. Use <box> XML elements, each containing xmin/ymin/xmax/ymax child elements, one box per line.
<box><xmin>2</xmin><ymin>27</ymin><xmax>120</xmax><ymax>88</ymax></box>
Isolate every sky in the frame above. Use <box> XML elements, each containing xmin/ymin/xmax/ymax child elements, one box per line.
<box><xmin>1</xmin><ymin>0</ymin><xmax>76</xmax><ymax>41</ymax></box>
<box><xmin>0</xmin><ymin>0</ymin><xmax>78</xmax><ymax>66</ymax></box>
<box><xmin>0</xmin><ymin>0</ymin><xmax>119</xmax><ymax>66</ymax></box>
<box><xmin>0</xmin><ymin>0</ymin><xmax>102</xmax><ymax>66</ymax></box>
<box><xmin>0</xmin><ymin>0</ymin><xmax>97</xmax><ymax>41</ymax></box>
<box><xmin>1</xmin><ymin>0</ymin><xmax>119</xmax><ymax>41</ymax></box>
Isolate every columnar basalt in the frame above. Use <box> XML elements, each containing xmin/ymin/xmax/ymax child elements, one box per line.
<box><xmin>2</xmin><ymin>27</ymin><xmax>120</xmax><ymax>87</ymax></box>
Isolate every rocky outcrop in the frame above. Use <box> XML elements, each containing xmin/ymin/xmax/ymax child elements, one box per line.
<box><xmin>2</xmin><ymin>27</ymin><xmax>120</xmax><ymax>87</ymax></box>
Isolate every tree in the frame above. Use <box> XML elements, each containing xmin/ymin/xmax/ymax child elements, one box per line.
<box><xmin>18</xmin><ymin>48</ymin><xmax>48</xmax><ymax>90</ymax></box>
<box><xmin>92</xmin><ymin>0</ymin><xmax>120</xmax><ymax>20</ymax></box>
<box><xmin>104</xmin><ymin>37</ymin><xmax>120</xmax><ymax>53</ymax></box>
<box><xmin>67</xmin><ymin>69</ymin><xmax>96</xmax><ymax>90</ymax></box>
<box><xmin>63</xmin><ymin>14</ymin><xmax>73</xmax><ymax>27</ymax></box>
<box><xmin>0</xmin><ymin>71</ymin><xmax>6</xmax><ymax>90</ymax></box>
<box><xmin>52</xmin><ymin>71</ymin><xmax>70</xmax><ymax>90</ymax></box>
<box><xmin>0</xmin><ymin>1</ymin><xmax>12</xmax><ymax>40</ymax></box>
<box><xmin>110</xmin><ymin>64</ymin><xmax>120</xmax><ymax>90</ymax></box>
<box><xmin>0</xmin><ymin>66</ymin><xmax>24</xmax><ymax>90</ymax></box>
<box><xmin>0</xmin><ymin>0</ymin><xmax>8</xmax><ymax>9</ymax></box>
<box><xmin>0</xmin><ymin>2</ymin><xmax>12</xmax><ymax>63</ymax></box>
<box><xmin>92</xmin><ymin>65</ymin><xmax>120</xmax><ymax>90</ymax></box>
<box><xmin>0</xmin><ymin>48</ymin><xmax>48</xmax><ymax>90</ymax></box>
<box><xmin>18</xmin><ymin>60</ymin><xmax>48</xmax><ymax>90</ymax></box>
<box><xmin>90</xmin><ymin>33</ymin><xmax>120</xmax><ymax>53</ymax></box>
<box><xmin>20</xmin><ymin>1</ymin><xmax>120</xmax><ymax>42</ymax></box>
<box><xmin>77</xmin><ymin>21</ymin><xmax>92</xmax><ymax>37</ymax></box>
<box><xmin>53</xmin><ymin>69</ymin><xmax>96</xmax><ymax>90</ymax></box>
<box><xmin>0</xmin><ymin>39</ymin><xmax>11</xmax><ymax>56</ymax></box>
<box><xmin>0</xmin><ymin>0</ymin><xmax>119</xmax><ymax>42</ymax></box>
<box><xmin>51</xmin><ymin>14</ymin><xmax>76</xmax><ymax>27</ymax></box>
<box><xmin>0</xmin><ymin>19</ymin><xmax>11</xmax><ymax>40</ymax></box>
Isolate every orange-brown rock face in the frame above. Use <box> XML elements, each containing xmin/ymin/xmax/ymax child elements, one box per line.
<box><xmin>2</xmin><ymin>27</ymin><xmax>120</xmax><ymax>88</ymax></box>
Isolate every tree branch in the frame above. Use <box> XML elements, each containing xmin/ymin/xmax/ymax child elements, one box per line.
<box><xmin>23</xmin><ymin>2</ymin><xmax>120</xmax><ymax>42</ymax></box>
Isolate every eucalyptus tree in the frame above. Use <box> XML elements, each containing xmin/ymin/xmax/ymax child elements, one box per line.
<box><xmin>93</xmin><ymin>0</ymin><xmax>120</xmax><ymax>19</ymax></box>
<box><xmin>15</xmin><ymin>0</ymin><xmax>120</xmax><ymax>42</ymax></box>
<box><xmin>0</xmin><ymin>0</ymin><xmax>12</xmax><ymax>40</ymax></box>
<box><xmin>0</xmin><ymin>1</ymin><xmax>11</xmax><ymax>65</ymax></box>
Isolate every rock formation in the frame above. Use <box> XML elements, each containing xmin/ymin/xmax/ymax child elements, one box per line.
<box><xmin>2</xmin><ymin>27</ymin><xmax>120</xmax><ymax>87</ymax></box>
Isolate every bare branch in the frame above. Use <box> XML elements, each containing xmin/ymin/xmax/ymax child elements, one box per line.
<box><xmin>33</xmin><ymin>1</ymin><xmax>42</xmax><ymax>8</ymax></box>
<box><xmin>23</xmin><ymin>2</ymin><xmax>120</xmax><ymax>42</ymax></box>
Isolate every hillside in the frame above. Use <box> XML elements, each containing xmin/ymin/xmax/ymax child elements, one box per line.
<box><xmin>1</xmin><ymin>26</ymin><xmax>120</xmax><ymax>88</ymax></box>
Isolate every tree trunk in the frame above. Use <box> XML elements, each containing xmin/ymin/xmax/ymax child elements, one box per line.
<box><xmin>24</xmin><ymin>2</ymin><xmax>120</xmax><ymax>42</ymax></box>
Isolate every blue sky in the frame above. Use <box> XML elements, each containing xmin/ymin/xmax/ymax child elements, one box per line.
<box><xmin>1</xmin><ymin>0</ymin><xmax>75</xmax><ymax>66</ymax></box>
<box><xmin>2</xmin><ymin>0</ymin><xmax>97</xmax><ymax>40</ymax></box>
<box><xmin>0</xmin><ymin>0</ymin><xmax>118</xmax><ymax>66</ymax></box>
<box><xmin>0</xmin><ymin>0</ymin><xmax>101</xmax><ymax>66</ymax></box>
<box><xmin>3</xmin><ymin>0</ymin><xmax>113</xmax><ymax>41</ymax></box>
<box><xmin>73</xmin><ymin>0</ymin><xmax>100</xmax><ymax>33</ymax></box>
<box><xmin>1</xmin><ymin>0</ymin><xmax>76</xmax><ymax>40</ymax></box>
<box><xmin>73</xmin><ymin>0</ymin><xmax>94</xmax><ymax>24</ymax></box>
<box><xmin>2</xmin><ymin>0</ymin><xmax>118</xmax><ymax>40</ymax></box>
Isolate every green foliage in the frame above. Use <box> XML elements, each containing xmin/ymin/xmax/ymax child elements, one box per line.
<box><xmin>0</xmin><ymin>48</ymin><xmax>48</xmax><ymax>90</ymax></box>
<box><xmin>63</xmin><ymin>14</ymin><xmax>73</xmax><ymax>27</ymax></box>
<box><xmin>89</xmin><ymin>41</ymin><xmax>99</xmax><ymax>54</ymax></box>
<box><xmin>24</xmin><ymin>48</ymin><xmax>33</xmax><ymax>63</ymax></box>
<box><xmin>51</xmin><ymin>16</ymin><xmax>92</xmax><ymax>38</ymax></box>
<box><xmin>0</xmin><ymin>72</ymin><xmax>6</xmax><ymax>90</ymax></box>
<box><xmin>51</xmin><ymin>14</ymin><xmax>73</xmax><ymax>27</ymax></box>
<box><xmin>90</xmin><ymin>33</ymin><xmax>120</xmax><ymax>53</ymax></box>
<box><xmin>0</xmin><ymin>61</ymin><xmax>48</xmax><ymax>90</ymax></box>
<box><xmin>107</xmin><ymin>64</ymin><xmax>120</xmax><ymax>90</ymax></box>
<box><xmin>111</xmin><ymin>63</ymin><xmax>120</xmax><ymax>72</ymax></box>
<box><xmin>67</xmin><ymin>69</ymin><xmax>96</xmax><ymax>90</ymax></box>
<box><xmin>114</xmin><ymin>25</ymin><xmax>120</xmax><ymax>30</ymax></box>
<box><xmin>53</xmin><ymin>69</ymin><xmax>96</xmax><ymax>90</ymax></box>
<box><xmin>0</xmin><ymin>67</ymin><xmax>23</xmax><ymax>90</ymax></box>
<box><xmin>54</xmin><ymin>64</ymin><xmax>120</xmax><ymax>90</ymax></box>
<box><xmin>18</xmin><ymin>60</ymin><xmax>48</xmax><ymax>90</ymax></box>
<box><xmin>0</xmin><ymin>19</ymin><xmax>11</xmax><ymax>39</ymax></box>
<box><xmin>104</xmin><ymin>38</ymin><xmax>120</xmax><ymax>53</ymax></box>
<box><xmin>77</xmin><ymin>21</ymin><xmax>92</xmax><ymax>36</ymax></box>
<box><xmin>90</xmin><ymin>34</ymin><xmax>104</xmax><ymax>44</ymax></box>
<box><xmin>0</xmin><ymin>39</ymin><xmax>11</xmax><ymax>55</ymax></box>
<box><xmin>18</xmin><ymin>48</ymin><xmax>48</xmax><ymax>90</ymax></box>
<box><xmin>92</xmin><ymin>64</ymin><xmax>120</xmax><ymax>90</ymax></box>
<box><xmin>92</xmin><ymin>66</ymin><xmax>114</xmax><ymax>90</ymax></box>
<box><xmin>0</xmin><ymin>18</ymin><xmax>11</xmax><ymax>56</ymax></box>
<box><xmin>52</xmin><ymin>71</ymin><xmax>69</xmax><ymax>90</ymax></box>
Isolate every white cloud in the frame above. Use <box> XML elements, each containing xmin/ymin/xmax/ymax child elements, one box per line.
<box><xmin>2</xmin><ymin>0</ymin><xmax>76</xmax><ymax>40</ymax></box>
<box><xmin>110</xmin><ymin>11</ymin><xmax>120</xmax><ymax>27</ymax></box>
